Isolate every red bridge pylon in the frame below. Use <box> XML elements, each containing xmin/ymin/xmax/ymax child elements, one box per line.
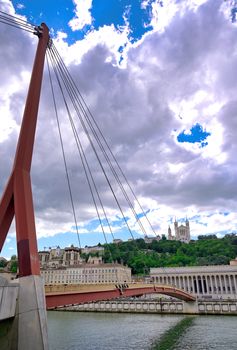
<box><xmin>0</xmin><ymin>24</ymin><xmax>49</xmax><ymax>275</ymax></box>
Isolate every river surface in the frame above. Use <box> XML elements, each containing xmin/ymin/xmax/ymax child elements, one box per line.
<box><xmin>48</xmin><ymin>311</ymin><xmax>237</xmax><ymax>350</ymax></box>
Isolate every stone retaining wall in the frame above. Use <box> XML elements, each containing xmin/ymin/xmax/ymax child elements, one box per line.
<box><xmin>0</xmin><ymin>276</ymin><xmax>19</xmax><ymax>321</ymax></box>
<box><xmin>57</xmin><ymin>299</ymin><xmax>237</xmax><ymax>315</ymax></box>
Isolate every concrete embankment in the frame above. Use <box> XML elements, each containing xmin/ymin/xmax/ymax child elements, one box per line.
<box><xmin>0</xmin><ymin>275</ymin><xmax>49</xmax><ymax>350</ymax></box>
<box><xmin>0</xmin><ymin>276</ymin><xmax>19</xmax><ymax>322</ymax></box>
<box><xmin>57</xmin><ymin>298</ymin><xmax>237</xmax><ymax>315</ymax></box>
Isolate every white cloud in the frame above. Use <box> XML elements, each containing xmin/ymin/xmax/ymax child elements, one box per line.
<box><xmin>1</xmin><ymin>0</ymin><xmax>237</xmax><ymax>250</ymax></box>
<box><xmin>68</xmin><ymin>0</ymin><xmax>93</xmax><ymax>31</ymax></box>
<box><xmin>150</xmin><ymin>0</ymin><xmax>179</xmax><ymax>33</ymax></box>
<box><xmin>55</xmin><ymin>23</ymin><xmax>131</xmax><ymax>66</ymax></box>
<box><xmin>141</xmin><ymin>0</ymin><xmax>150</xmax><ymax>10</ymax></box>
<box><xmin>0</xmin><ymin>70</ymin><xmax>30</xmax><ymax>142</ymax></box>
<box><xmin>16</xmin><ymin>3</ymin><xmax>24</xmax><ymax>10</ymax></box>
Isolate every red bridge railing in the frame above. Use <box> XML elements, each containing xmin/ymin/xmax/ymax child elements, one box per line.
<box><xmin>45</xmin><ymin>284</ymin><xmax>196</xmax><ymax>309</ymax></box>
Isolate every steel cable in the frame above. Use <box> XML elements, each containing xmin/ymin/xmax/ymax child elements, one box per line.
<box><xmin>50</xmin><ymin>44</ymin><xmax>157</xmax><ymax>238</ymax></box>
<box><xmin>47</xmin><ymin>50</ymin><xmax>113</xmax><ymax>245</ymax></box>
<box><xmin>49</xmin><ymin>45</ymin><xmax>135</xmax><ymax>240</ymax></box>
<box><xmin>48</xmin><ymin>48</ymin><xmax>115</xmax><ymax>242</ymax></box>
<box><xmin>0</xmin><ymin>10</ymin><xmax>35</xmax><ymax>34</ymax></box>
<box><xmin>46</xmin><ymin>53</ymin><xmax>81</xmax><ymax>249</ymax></box>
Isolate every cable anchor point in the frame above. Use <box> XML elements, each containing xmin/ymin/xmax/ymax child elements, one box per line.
<box><xmin>33</xmin><ymin>25</ymin><xmax>43</xmax><ymax>37</ymax></box>
<box><xmin>47</xmin><ymin>38</ymin><xmax>53</xmax><ymax>49</ymax></box>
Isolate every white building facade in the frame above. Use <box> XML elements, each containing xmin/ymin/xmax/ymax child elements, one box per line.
<box><xmin>39</xmin><ymin>245</ymin><xmax>84</xmax><ymax>269</ymax></box>
<box><xmin>150</xmin><ymin>265</ymin><xmax>237</xmax><ymax>298</ymax></box>
<box><xmin>41</xmin><ymin>263</ymin><xmax>131</xmax><ymax>285</ymax></box>
<box><xmin>168</xmin><ymin>218</ymin><xmax>190</xmax><ymax>243</ymax></box>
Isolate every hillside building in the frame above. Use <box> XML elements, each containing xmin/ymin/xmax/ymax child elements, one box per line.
<box><xmin>38</xmin><ymin>245</ymin><xmax>84</xmax><ymax>269</ymax></box>
<box><xmin>168</xmin><ymin>218</ymin><xmax>190</xmax><ymax>243</ymax></box>
<box><xmin>81</xmin><ymin>245</ymin><xmax>104</xmax><ymax>255</ymax></box>
<box><xmin>144</xmin><ymin>235</ymin><xmax>161</xmax><ymax>244</ymax></box>
<box><xmin>113</xmin><ymin>239</ymin><xmax>123</xmax><ymax>244</ymax></box>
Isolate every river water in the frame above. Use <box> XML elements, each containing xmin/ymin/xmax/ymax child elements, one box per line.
<box><xmin>48</xmin><ymin>311</ymin><xmax>237</xmax><ymax>350</ymax></box>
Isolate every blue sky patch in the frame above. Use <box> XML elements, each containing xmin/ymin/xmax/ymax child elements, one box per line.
<box><xmin>12</xmin><ymin>0</ymin><xmax>74</xmax><ymax>31</ymax></box>
<box><xmin>12</xmin><ymin>0</ymin><xmax>156</xmax><ymax>45</ymax></box>
<box><xmin>177</xmin><ymin>123</ymin><xmax>211</xmax><ymax>147</ymax></box>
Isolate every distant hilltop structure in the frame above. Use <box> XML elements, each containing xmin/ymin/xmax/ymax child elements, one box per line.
<box><xmin>38</xmin><ymin>244</ymin><xmax>104</xmax><ymax>269</ymax></box>
<box><xmin>168</xmin><ymin>218</ymin><xmax>191</xmax><ymax>243</ymax></box>
<box><xmin>144</xmin><ymin>235</ymin><xmax>161</xmax><ymax>244</ymax></box>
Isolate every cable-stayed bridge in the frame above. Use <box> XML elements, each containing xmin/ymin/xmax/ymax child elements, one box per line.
<box><xmin>0</xmin><ymin>12</ymin><xmax>195</xmax><ymax>350</ymax></box>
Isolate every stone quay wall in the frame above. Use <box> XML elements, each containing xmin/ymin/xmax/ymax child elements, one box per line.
<box><xmin>57</xmin><ymin>298</ymin><xmax>237</xmax><ymax>315</ymax></box>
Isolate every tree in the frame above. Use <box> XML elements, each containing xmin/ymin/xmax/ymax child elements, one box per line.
<box><xmin>198</xmin><ymin>235</ymin><xmax>217</xmax><ymax>240</ymax></box>
<box><xmin>0</xmin><ymin>259</ymin><xmax>7</xmax><ymax>268</ymax></box>
<box><xmin>10</xmin><ymin>260</ymin><xmax>18</xmax><ymax>273</ymax></box>
<box><xmin>8</xmin><ymin>255</ymin><xmax>18</xmax><ymax>273</ymax></box>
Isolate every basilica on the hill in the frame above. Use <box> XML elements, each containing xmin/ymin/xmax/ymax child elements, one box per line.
<box><xmin>168</xmin><ymin>218</ymin><xmax>191</xmax><ymax>243</ymax></box>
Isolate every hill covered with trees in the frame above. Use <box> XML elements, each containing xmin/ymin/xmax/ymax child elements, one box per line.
<box><xmin>102</xmin><ymin>234</ymin><xmax>237</xmax><ymax>275</ymax></box>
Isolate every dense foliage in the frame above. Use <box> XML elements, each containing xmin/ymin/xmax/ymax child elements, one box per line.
<box><xmin>102</xmin><ymin>234</ymin><xmax>237</xmax><ymax>275</ymax></box>
<box><xmin>9</xmin><ymin>255</ymin><xmax>18</xmax><ymax>273</ymax></box>
<box><xmin>0</xmin><ymin>259</ymin><xmax>7</xmax><ymax>268</ymax></box>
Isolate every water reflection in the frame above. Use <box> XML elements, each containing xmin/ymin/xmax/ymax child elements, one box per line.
<box><xmin>151</xmin><ymin>316</ymin><xmax>195</xmax><ymax>350</ymax></box>
<box><xmin>48</xmin><ymin>311</ymin><xmax>237</xmax><ymax>350</ymax></box>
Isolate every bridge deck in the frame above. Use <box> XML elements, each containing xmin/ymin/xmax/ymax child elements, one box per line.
<box><xmin>45</xmin><ymin>283</ymin><xmax>195</xmax><ymax>309</ymax></box>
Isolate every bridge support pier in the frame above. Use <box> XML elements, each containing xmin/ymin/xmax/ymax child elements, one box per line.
<box><xmin>14</xmin><ymin>275</ymin><xmax>48</xmax><ymax>350</ymax></box>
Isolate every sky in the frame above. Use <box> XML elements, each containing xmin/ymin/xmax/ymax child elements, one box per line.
<box><xmin>0</xmin><ymin>0</ymin><xmax>237</xmax><ymax>258</ymax></box>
